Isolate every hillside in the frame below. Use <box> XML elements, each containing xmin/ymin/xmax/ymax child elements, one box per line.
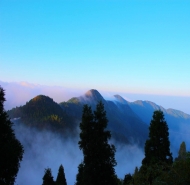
<box><xmin>60</xmin><ymin>89</ymin><xmax>149</xmax><ymax>146</ymax></box>
<box><xmin>126</xmin><ymin>100</ymin><xmax>190</xmax><ymax>132</ymax></box>
<box><xmin>7</xmin><ymin>95</ymin><xmax>76</xmax><ymax>134</ymax></box>
<box><xmin>8</xmin><ymin>89</ymin><xmax>190</xmax><ymax>148</ymax></box>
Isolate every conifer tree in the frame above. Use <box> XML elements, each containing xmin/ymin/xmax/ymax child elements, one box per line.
<box><xmin>178</xmin><ymin>141</ymin><xmax>186</xmax><ymax>160</ymax></box>
<box><xmin>142</xmin><ymin>110</ymin><xmax>173</xmax><ymax>165</ymax></box>
<box><xmin>123</xmin><ymin>173</ymin><xmax>132</xmax><ymax>185</ymax></box>
<box><xmin>76</xmin><ymin>101</ymin><xmax>117</xmax><ymax>185</ymax></box>
<box><xmin>75</xmin><ymin>162</ymin><xmax>84</xmax><ymax>185</ymax></box>
<box><xmin>0</xmin><ymin>87</ymin><xmax>24</xmax><ymax>185</ymax></box>
<box><xmin>42</xmin><ymin>168</ymin><xmax>54</xmax><ymax>185</ymax></box>
<box><xmin>56</xmin><ymin>164</ymin><xmax>67</xmax><ymax>185</ymax></box>
<box><xmin>134</xmin><ymin>166</ymin><xmax>138</xmax><ymax>176</ymax></box>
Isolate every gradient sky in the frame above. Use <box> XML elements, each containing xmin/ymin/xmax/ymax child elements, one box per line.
<box><xmin>0</xmin><ymin>0</ymin><xmax>190</xmax><ymax>96</ymax></box>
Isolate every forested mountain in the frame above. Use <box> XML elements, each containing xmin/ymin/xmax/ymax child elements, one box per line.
<box><xmin>7</xmin><ymin>95</ymin><xmax>76</xmax><ymax>134</ymax></box>
<box><xmin>60</xmin><ymin>89</ymin><xmax>148</xmax><ymax>146</ymax></box>
<box><xmin>8</xmin><ymin>89</ymin><xmax>190</xmax><ymax>147</ymax></box>
<box><xmin>125</xmin><ymin>100</ymin><xmax>190</xmax><ymax>134</ymax></box>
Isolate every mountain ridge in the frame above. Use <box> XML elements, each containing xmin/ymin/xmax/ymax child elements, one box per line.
<box><xmin>7</xmin><ymin>89</ymin><xmax>190</xmax><ymax>148</ymax></box>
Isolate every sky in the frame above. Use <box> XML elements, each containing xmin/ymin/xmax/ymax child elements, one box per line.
<box><xmin>0</xmin><ymin>0</ymin><xmax>190</xmax><ymax>112</ymax></box>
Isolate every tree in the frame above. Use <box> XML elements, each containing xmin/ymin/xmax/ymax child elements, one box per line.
<box><xmin>137</xmin><ymin>110</ymin><xmax>173</xmax><ymax>185</ymax></box>
<box><xmin>133</xmin><ymin>166</ymin><xmax>138</xmax><ymax>176</ymax></box>
<box><xmin>123</xmin><ymin>173</ymin><xmax>132</xmax><ymax>185</ymax></box>
<box><xmin>75</xmin><ymin>162</ymin><xmax>84</xmax><ymax>185</ymax></box>
<box><xmin>177</xmin><ymin>141</ymin><xmax>186</xmax><ymax>160</ymax></box>
<box><xmin>154</xmin><ymin>152</ymin><xmax>190</xmax><ymax>185</ymax></box>
<box><xmin>42</xmin><ymin>168</ymin><xmax>55</xmax><ymax>185</ymax></box>
<box><xmin>0</xmin><ymin>87</ymin><xmax>24</xmax><ymax>185</ymax></box>
<box><xmin>76</xmin><ymin>101</ymin><xmax>117</xmax><ymax>185</ymax></box>
<box><xmin>56</xmin><ymin>164</ymin><xmax>67</xmax><ymax>185</ymax></box>
<box><xmin>142</xmin><ymin>110</ymin><xmax>173</xmax><ymax>166</ymax></box>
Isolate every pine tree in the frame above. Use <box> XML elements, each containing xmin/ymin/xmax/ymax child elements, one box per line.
<box><xmin>56</xmin><ymin>165</ymin><xmax>67</xmax><ymax>185</ymax></box>
<box><xmin>42</xmin><ymin>168</ymin><xmax>54</xmax><ymax>185</ymax></box>
<box><xmin>142</xmin><ymin>110</ymin><xmax>173</xmax><ymax>165</ymax></box>
<box><xmin>134</xmin><ymin>166</ymin><xmax>138</xmax><ymax>176</ymax></box>
<box><xmin>75</xmin><ymin>162</ymin><xmax>84</xmax><ymax>185</ymax></box>
<box><xmin>0</xmin><ymin>87</ymin><xmax>24</xmax><ymax>185</ymax></box>
<box><xmin>123</xmin><ymin>173</ymin><xmax>132</xmax><ymax>185</ymax></box>
<box><xmin>178</xmin><ymin>141</ymin><xmax>186</xmax><ymax>160</ymax></box>
<box><xmin>76</xmin><ymin>101</ymin><xmax>117</xmax><ymax>185</ymax></box>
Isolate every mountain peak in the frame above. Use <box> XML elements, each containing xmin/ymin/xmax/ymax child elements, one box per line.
<box><xmin>85</xmin><ymin>89</ymin><xmax>103</xmax><ymax>98</ymax></box>
<box><xmin>84</xmin><ymin>89</ymin><xmax>104</xmax><ymax>102</ymax></box>
<box><xmin>31</xmin><ymin>95</ymin><xmax>53</xmax><ymax>103</ymax></box>
<box><xmin>114</xmin><ymin>95</ymin><xmax>127</xmax><ymax>104</ymax></box>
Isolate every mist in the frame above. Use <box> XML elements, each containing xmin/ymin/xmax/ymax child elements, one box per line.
<box><xmin>14</xmin><ymin>123</ymin><xmax>82</xmax><ymax>185</ymax></box>
<box><xmin>1</xmin><ymin>80</ymin><xmax>190</xmax><ymax>115</ymax></box>
<box><xmin>0</xmin><ymin>81</ymin><xmax>86</xmax><ymax>111</ymax></box>
<box><xmin>169</xmin><ymin>122</ymin><xmax>190</xmax><ymax>159</ymax></box>
<box><xmin>14</xmin><ymin>123</ymin><xmax>144</xmax><ymax>185</ymax></box>
<box><xmin>12</xmin><ymin>121</ymin><xmax>190</xmax><ymax>185</ymax></box>
<box><xmin>102</xmin><ymin>91</ymin><xmax>190</xmax><ymax>115</ymax></box>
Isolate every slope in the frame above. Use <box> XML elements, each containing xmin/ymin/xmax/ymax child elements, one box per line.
<box><xmin>60</xmin><ymin>89</ymin><xmax>149</xmax><ymax>146</ymax></box>
<box><xmin>7</xmin><ymin>95</ymin><xmax>76</xmax><ymax>134</ymax></box>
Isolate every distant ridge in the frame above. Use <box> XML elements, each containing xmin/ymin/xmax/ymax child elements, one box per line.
<box><xmin>8</xmin><ymin>89</ymin><xmax>190</xmax><ymax>148</ymax></box>
<box><xmin>60</xmin><ymin>89</ymin><xmax>149</xmax><ymax>146</ymax></box>
<box><xmin>114</xmin><ymin>95</ymin><xmax>128</xmax><ymax>104</ymax></box>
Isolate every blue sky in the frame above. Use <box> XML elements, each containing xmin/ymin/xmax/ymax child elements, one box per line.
<box><xmin>0</xmin><ymin>0</ymin><xmax>190</xmax><ymax>96</ymax></box>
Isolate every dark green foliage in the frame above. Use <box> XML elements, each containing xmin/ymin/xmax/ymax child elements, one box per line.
<box><xmin>0</xmin><ymin>87</ymin><xmax>24</xmax><ymax>185</ymax></box>
<box><xmin>155</xmin><ymin>145</ymin><xmax>190</xmax><ymax>185</ymax></box>
<box><xmin>56</xmin><ymin>164</ymin><xmax>67</xmax><ymax>185</ymax></box>
<box><xmin>142</xmin><ymin>110</ymin><xmax>173</xmax><ymax>165</ymax></box>
<box><xmin>116</xmin><ymin>178</ymin><xmax>123</xmax><ymax>185</ymax></box>
<box><xmin>76</xmin><ymin>101</ymin><xmax>117</xmax><ymax>185</ymax></box>
<box><xmin>133</xmin><ymin>163</ymin><xmax>170</xmax><ymax>185</ymax></box>
<box><xmin>177</xmin><ymin>141</ymin><xmax>186</xmax><ymax>161</ymax></box>
<box><xmin>133</xmin><ymin>110</ymin><xmax>173</xmax><ymax>185</ymax></box>
<box><xmin>153</xmin><ymin>153</ymin><xmax>190</xmax><ymax>185</ymax></box>
<box><xmin>134</xmin><ymin>166</ymin><xmax>138</xmax><ymax>176</ymax></box>
<box><xmin>75</xmin><ymin>162</ymin><xmax>84</xmax><ymax>185</ymax></box>
<box><xmin>123</xmin><ymin>173</ymin><xmax>132</xmax><ymax>185</ymax></box>
<box><xmin>7</xmin><ymin>95</ymin><xmax>76</xmax><ymax>133</ymax></box>
<box><xmin>42</xmin><ymin>168</ymin><xmax>55</xmax><ymax>185</ymax></box>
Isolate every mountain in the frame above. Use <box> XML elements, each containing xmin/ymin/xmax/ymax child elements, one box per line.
<box><xmin>7</xmin><ymin>95</ymin><xmax>76</xmax><ymax>134</ymax></box>
<box><xmin>8</xmin><ymin>89</ymin><xmax>190</xmax><ymax>149</ymax></box>
<box><xmin>126</xmin><ymin>100</ymin><xmax>190</xmax><ymax>132</ymax></box>
<box><xmin>60</xmin><ymin>89</ymin><xmax>148</xmax><ymax>146</ymax></box>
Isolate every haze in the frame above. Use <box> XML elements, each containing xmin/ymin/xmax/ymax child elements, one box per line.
<box><xmin>0</xmin><ymin>1</ymin><xmax>190</xmax><ymax>184</ymax></box>
<box><xmin>1</xmin><ymin>0</ymin><xmax>190</xmax><ymax>98</ymax></box>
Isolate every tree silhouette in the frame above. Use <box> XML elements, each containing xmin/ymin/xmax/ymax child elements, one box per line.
<box><xmin>56</xmin><ymin>164</ymin><xmax>67</xmax><ymax>185</ymax></box>
<box><xmin>177</xmin><ymin>141</ymin><xmax>186</xmax><ymax>161</ymax></box>
<box><xmin>123</xmin><ymin>173</ymin><xmax>132</xmax><ymax>185</ymax></box>
<box><xmin>0</xmin><ymin>87</ymin><xmax>24</xmax><ymax>185</ymax></box>
<box><xmin>75</xmin><ymin>162</ymin><xmax>84</xmax><ymax>185</ymax></box>
<box><xmin>76</xmin><ymin>101</ymin><xmax>117</xmax><ymax>185</ymax></box>
<box><xmin>142</xmin><ymin>110</ymin><xmax>173</xmax><ymax>165</ymax></box>
<box><xmin>42</xmin><ymin>168</ymin><xmax>54</xmax><ymax>185</ymax></box>
<box><xmin>137</xmin><ymin>110</ymin><xmax>173</xmax><ymax>185</ymax></box>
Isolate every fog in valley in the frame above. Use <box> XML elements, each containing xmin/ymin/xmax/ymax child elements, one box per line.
<box><xmin>2</xmin><ymin>81</ymin><xmax>190</xmax><ymax>185</ymax></box>
<box><xmin>13</xmin><ymin>121</ymin><xmax>190</xmax><ymax>185</ymax></box>
<box><xmin>14</xmin><ymin>124</ymin><xmax>144</xmax><ymax>185</ymax></box>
